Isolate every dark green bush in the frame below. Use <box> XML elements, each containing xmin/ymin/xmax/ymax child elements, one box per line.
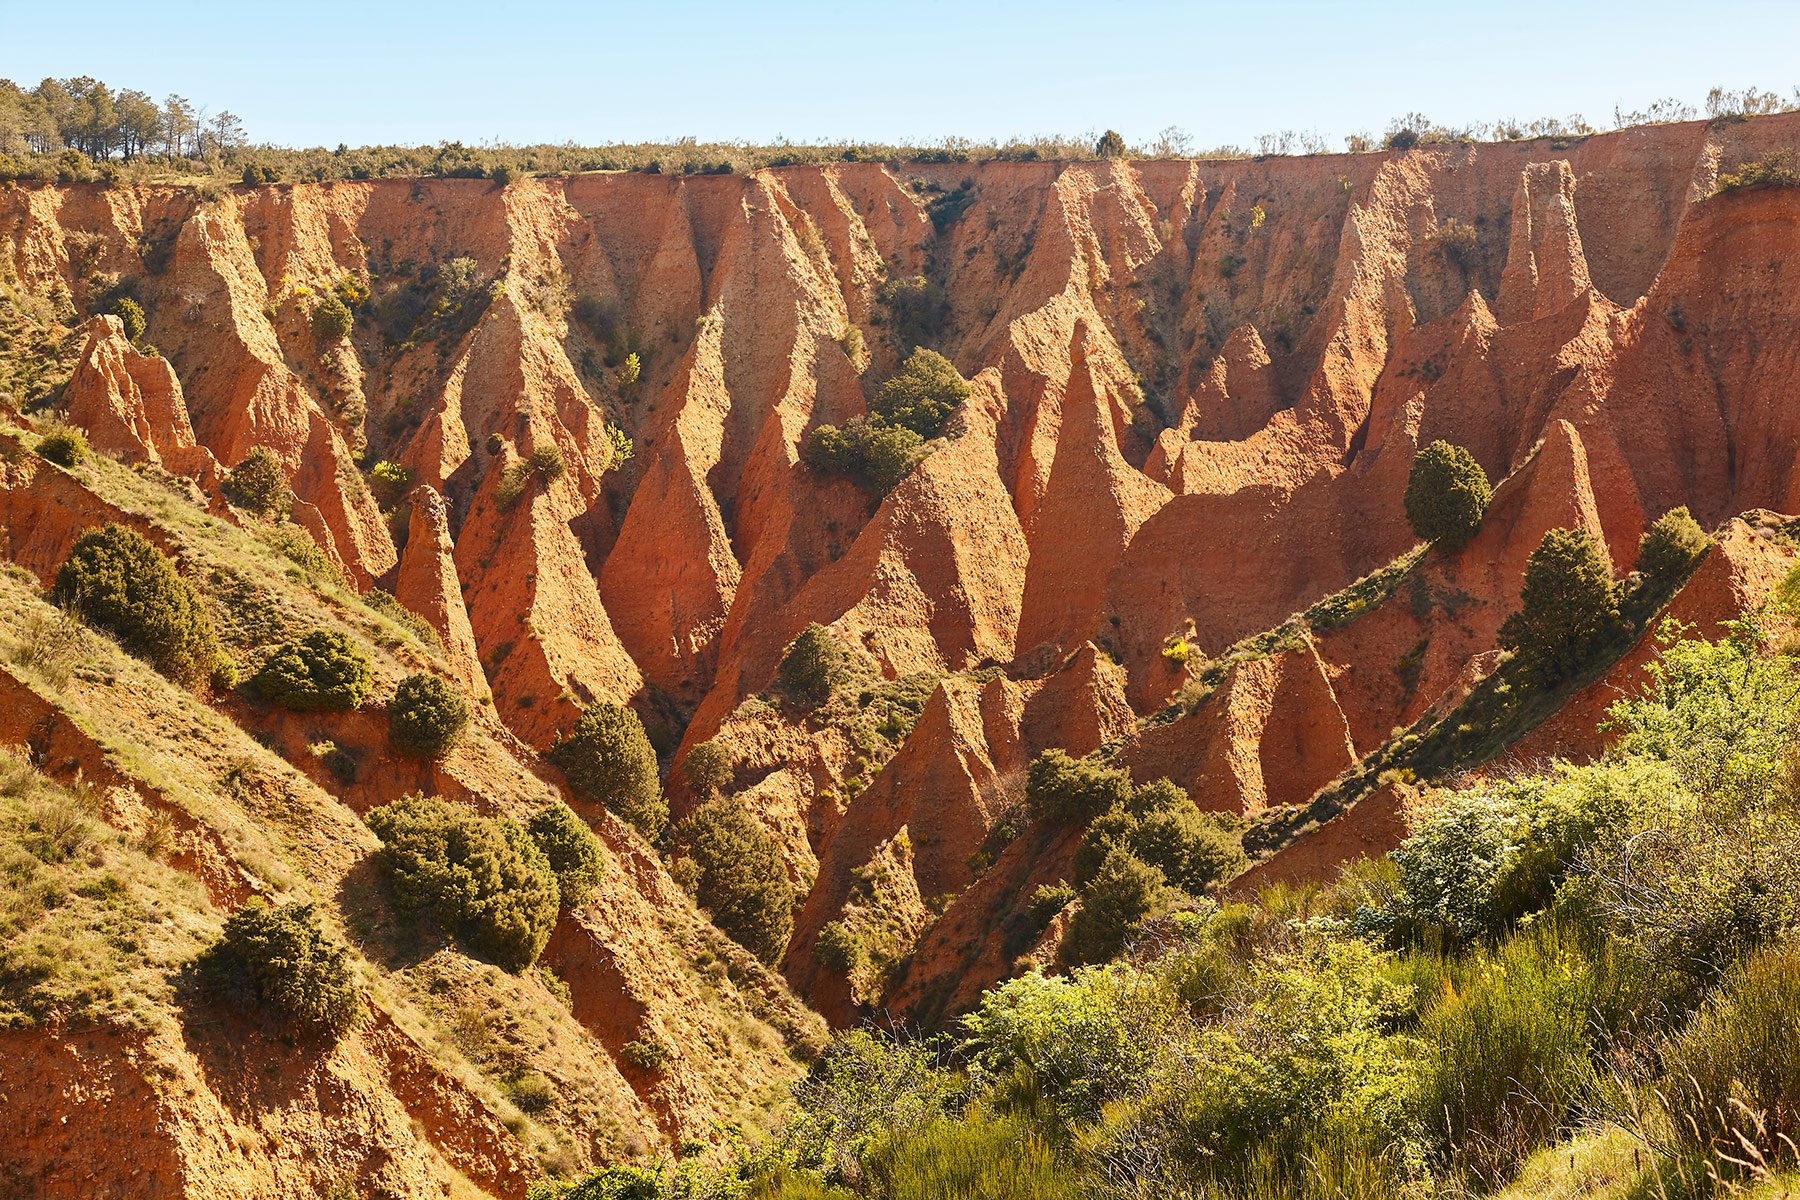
<box><xmin>547</xmin><ymin>703</ymin><xmax>667</xmax><ymax>838</ymax></box>
<box><xmin>1073</xmin><ymin>806</ymin><xmax>1140</xmax><ymax>886</ymax></box>
<box><xmin>1404</xmin><ymin>441</ymin><xmax>1491</xmax><ymax>550</ymax></box>
<box><xmin>311</xmin><ymin>293</ymin><xmax>354</xmax><ymax>342</ymax></box>
<box><xmin>254</xmin><ymin>629</ymin><xmax>373</xmax><ymax>711</ymax></box>
<box><xmin>1498</xmin><ymin>528</ymin><xmax>1622</xmax><ymax>683</ymax></box>
<box><xmin>53</xmin><ymin>523</ymin><xmax>221</xmax><ymax>687</ymax></box>
<box><xmin>1027</xmin><ymin>881</ymin><xmax>1077</xmax><ymax>928</ymax></box>
<box><xmin>366</xmin><ymin>793</ymin><xmax>560</xmax><ymax>971</ymax></box>
<box><xmin>225</xmin><ymin>447</ymin><xmax>288</xmax><ymax>516</ymax></box>
<box><xmin>1130</xmin><ymin>807</ymin><xmax>1248</xmax><ymax>896</ymax></box>
<box><xmin>682</xmin><ymin>740</ymin><xmax>733</xmax><ymax>798</ymax></box>
<box><xmin>1071</xmin><ymin>776</ymin><xmax>1245</xmax><ymax>896</ymax></box>
<box><xmin>387</xmin><ymin>672</ymin><xmax>469</xmax><ymax>758</ymax></box>
<box><xmin>36</xmin><ymin>425</ymin><xmax>87</xmax><ymax>468</ymax></box>
<box><xmin>490</xmin><ymin>162</ymin><xmax>518</xmax><ymax>186</ymax></box>
<box><xmin>802</xmin><ymin>416</ymin><xmax>926</xmax><ymax>496</ymax></box>
<box><xmin>112</xmin><ymin>296</ymin><xmax>146</xmax><ymax>341</ymax></box>
<box><xmin>1095</xmin><ymin>130</ymin><xmax>1128</xmax><ymax>158</ymax></box>
<box><xmin>1634</xmin><ymin>506</ymin><xmax>1710</xmax><ymax>583</ymax></box>
<box><xmin>197</xmin><ymin>900</ymin><xmax>362</xmax><ymax>1039</ymax></box>
<box><xmin>815</xmin><ymin>920</ymin><xmax>865</xmax><ymax>972</ymax></box>
<box><xmin>678</xmin><ymin>797</ymin><xmax>795</xmax><ymax>966</ymax></box>
<box><xmin>240</xmin><ymin>162</ymin><xmax>280</xmax><ymax>185</ymax></box>
<box><xmin>1063</xmin><ymin>850</ymin><xmax>1165</xmax><ymax>965</ymax></box>
<box><xmin>1025</xmin><ymin>749</ymin><xmax>1131</xmax><ymax>824</ymax></box>
<box><xmin>527</xmin><ymin>803</ymin><xmax>604</xmax><ymax>908</ymax></box>
<box><xmin>777</xmin><ymin>622</ymin><xmax>848</xmax><ymax>706</ymax></box>
<box><xmin>870</xmin><ymin>349</ymin><xmax>970</xmax><ymax>438</ymax></box>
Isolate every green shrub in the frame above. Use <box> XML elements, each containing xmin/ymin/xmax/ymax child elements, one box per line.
<box><xmin>387</xmin><ymin>672</ymin><xmax>469</xmax><ymax>758</ymax></box>
<box><xmin>254</xmin><ymin>629</ymin><xmax>373</xmax><ymax>711</ymax></box>
<box><xmin>1063</xmin><ymin>850</ymin><xmax>1166</xmax><ymax>965</ymax></box>
<box><xmin>225</xmin><ymin>447</ymin><xmax>288</xmax><ymax>516</ymax></box>
<box><xmin>53</xmin><ymin>524</ymin><xmax>221</xmax><ymax>687</ymax></box>
<box><xmin>547</xmin><ymin>703</ymin><xmax>666</xmax><ymax>839</ymax></box>
<box><xmin>1027</xmin><ymin>881</ymin><xmax>1076</xmax><ymax>927</ymax></box>
<box><xmin>36</xmin><ymin>425</ymin><xmax>87</xmax><ymax>468</ymax></box>
<box><xmin>790</xmin><ymin>1028</ymin><xmax>965</xmax><ymax>1180</ymax></box>
<box><xmin>365</xmin><ymin>793</ymin><xmax>560</xmax><ymax>971</ymax></box>
<box><xmin>489</xmin><ymin>162</ymin><xmax>518</xmax><ymax>186</ymax></box>
<box><xmin>1404</xmin><ymin>441</ymin><xmax>1491</xmax><ymax>549</ymax></box>
<box><xmin>682</xmin><ymin>740</ymin><xmax>732</xmax><ymax>798</ymax></box>
<box><xmin>1498</xmin><ymin>528</ymin><xmax>1622</xmax><ymax>683</ymax></box>
<box><xmin>197</xmin><ymin>901</ymin><xmax>362</xmax><ymax>1039</ymax></box>
<box><xmin>1360</xmin><ymin>762</ymin><xmax>1633</xmax><ymax>946</ymax></box>
<box><xmin>112</xmin><ymin>296</ymin><xmax>146</xmax><ymax>341</ymax></box>
<box><xmin>1025</xmin><ymin>749</ymin><xmax>1131</xmax><ymax>824</ymax></box>
<box><xmin>1715</xmin><ymin>149</ymin><xmax>1800</xmax><ymax>193</ymax></box>
<box><xmin>1130</xmin><ymin>807</ymin><xmax>1248</xmax><ymax>896</ymax></box>
<box><xmin>777</xmin><ymin>622</ymin><xmax>847</xmax><ymax>706</ymax></box>
<box><xmin>1634</xmin><ymin>506</ymin><xmax>1710</xmax><ymax>583</ymax></box>
<box><xmin>620</xmin><ymin>1037</ymin><xmax>673</xmax><ymax>1073</ymax></box>
<box><xmin>815</xmin><ymin>920</ymin><xmax>865</xmax><ymax>972</ymax></box>
<box><xmin>1095</xmin><ymin>130</ymin><xmax>1128</xmax><ymax>158</ymax></box>
<box><xmin>310</xmin><ymin>293</ymin><xmax>353</xmax><ymax>341</ymax></box>
<box><xmin>801</xmin><ymin>416</ymin><xmax>926</xmax><ymax>496</ymax></box>
<box><xmin>527</xmin><ymin>443</ymin><xmax>565</xmax><ymax>481</ymax></box>
<box><xmin>526</xmin><ymin>803</ymin><xmax>604</xmax><ymax>908</ymax></box>
<box><xmin>368</xmin><ymin>459</ymin><xmax>413</xmax><ymax>507</ymax></box>
<box><xmin>870</xmin><ymin>348</ymin><xmax>970</xmax><ymax>438</ymax></box>
<box><xmin>493</xmin><ymin>462</ymin><xmax>530</xmax><ymax>509</ymax></box>
<box><xmin>1072</xmin><ymin>806</ymin><xmax>1139</xmax><ymax>886</ymax></box>
<box><xmin>877</xmin><ymin>275</ymin><xmax>949</xmax><ymax>349</ymax></box>
<box><xmin>677</xmin><ymin>798</ymin><xmax>795</xmax><ymax>966</ymax></box>
<box><xmin>1662</xmin><ymin>949</ymin><xmax>1800</xmax><ymax>1172</ymax></box>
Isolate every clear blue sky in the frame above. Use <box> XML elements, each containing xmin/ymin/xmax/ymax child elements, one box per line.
<box><xmin>4</xmin><ymin>0</ymin><xmax>1798</xmax><ymax>149</ymax></box>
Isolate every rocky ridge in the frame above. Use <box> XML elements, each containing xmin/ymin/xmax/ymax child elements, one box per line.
<box><xmin>3</xmin><ymin>112</ymin><xmax>1800</xmax><ymax>1189</ymax></box>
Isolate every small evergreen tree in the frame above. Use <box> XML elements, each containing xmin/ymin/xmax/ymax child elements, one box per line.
<box><xmin>1499</xmin><ymin>527</ymin><xmax>1623</xmax><ymax>682</ymax></box>
<box><xmin>815</xmin><ymin>920</ymin><xmax>864</xmax><ymax>972</ymax></box>
<box><xmin>1064</xmin><ymin>850</ymin><xmax>1165</xmax><ymax>965</ymax></box>
<box><xmin>527</xmin><ymin>803</ymin><xmax>604</xmax><ymax>908</ymax></box>
<box><xmin>311</xmin><ymin>293</ymin><xmax>353</xmax><ymax>341</ymax></box>
<box><xmin>225</xmin><ymin>447</ymin><xmax>288</xmax><ymax>516</ymax></box>
<box><xmin>1404</xmin><ymin>441</ymin><xmax>1492</xmax><ymax>549</ymax></box>
<box><xmin>777</xmin><ymin>622</ymin><xmax>847</xmax><ymax>706</ymax></box>
<box><xmin>197</xmin><ymin>901</ymin><xmax>362</xmax><ymax>1039</ymax></box>
<box><xmin>1635</xmin><ymin>506</ymin><xmax>1711</xmax><ymax>584</ymax></box>
<box><xmin>255</xmin><ymin>629</ymin><xmax>373</xmax><ymax>711</ymax></box>
<box><xmin>1025</xmin><ymin>749</ymin><xmax>1132</xmax><ymax>824</ymax></box>
<box><xmin>678</xmin><ymin>798</ymin><xmax>795</xmax><ymax>966</ymax></box>
<box><xmin>870</xmin><ymin>348</ymin><xmax>971</xmax><ymax>438</ymax></box>
<box><xmin>112</xmin><ymin>296</ymin><xmax>146</xmax><ymax>341</ymax></box>
<box><xmin>1096</xmin><ymin>130</ymin><xmax>1128</xmax><ymax>159</ymax></box>
<box><xmin>388</xmin><ymin>672</ymin><xmax>469</xmax><ymax>758</ymax></box>
<box><xmin>548</xmin><ymin>703</ymin><xmax>666</xmax><ymax>838</ymax></box>
<box><xmin>53</xmin><ymin>524</ymin><xmax>221</xmax><ymax>686</ymax></box>
<box><xmin>682</xmin><ymin>740</ymin><xmax>733</xmax><ymax>799</ymax></box>
<box><xmin>1027</xmin><ymin>881</ymin><xmax>1077</xmax><ymax>928</ymax></box>
<box><xmin>366</xmin><ymin>794</ymin><xmax>560</xmax><ymax>971</ymax></box>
